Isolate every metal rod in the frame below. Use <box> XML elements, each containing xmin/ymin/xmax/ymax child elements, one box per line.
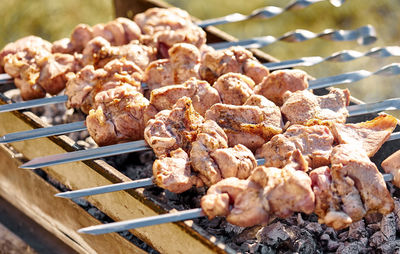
<box><xmin>78</xmin><ymin>208</ymin><xmax>204</xmax><ymax>235</ymax></box>
<box><xmin>265</xmin><ymin>46</ymin><xmax>400</xmax><ymax>70</ymax></box>
<box><xmin>5</xmin><ymin>95</ymin><xmax>400</xmax><ymax>144</ymax></box>
<box><xmin>209</xmin><ymin>25</ymin><xmax>376</xmax><ymax>49</ymax></box>
<box><xmin>0</xmin><ymin>74</ymin><xmax>13</xmax><ymax>84</ymax></box>
<box><xmin>0</xmin><ymin>95</ymin><xmax>68</xmax><ymax>113</ymax></box>
<box><xmin>197</xmin><ymin>0</ymin><xmax>345</xmax><ymax>28</ymax></box>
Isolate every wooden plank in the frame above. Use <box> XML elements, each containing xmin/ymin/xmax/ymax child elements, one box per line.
<box><xmin>0</xmin><ymin>143</ymin><xmax>147</xmax><ymax>254</ymax></box>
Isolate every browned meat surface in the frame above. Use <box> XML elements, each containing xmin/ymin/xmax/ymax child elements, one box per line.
<box><xmin>144</xmin><ymin>97</ymin><xmax>204</xmax><ymax>157</ymax></box>
<box><xmin>82</xmin><ymin>37</ymin><xmax>156</xmax><ymax>70</ymax></box>
<box><xmin>65</xmin><ymin>58</ymin><xmax>142</xmax><ymax>114</ymax></box>
<box><xmin>211</xmin><ymin>144</ymin><xmax>257</xmax><ymax>179</ymax></box>
<box><xmin>254</xmin><ymin>69</ymin><xmax>309</xmax><ymax>106</ymax></box>
<box><xmin>143</xmin><ymin>43</ymin><xmax>201</xmax><ymax>91</ymax></box>
<box><xmin>0</xmin><ymin>36</ymin><xmax>52</xmax><ymax>73</ymax></box>
<box><xmin>310</xmin><ymin>144</ymin><xmax>394</xmax><ymax>230</ymax></box>
<box><xmin>150</xmin><ymin>78</ymin><xmax>221</xmax><ymax>116</ymax></box>
<box><xmin>200</xmin><ymin>46</ymin><xmax>269</xmax><ymax>85</ymax></box>
<box><xmin>281</xmin><ymin>88</ymin><xmax>350</xmax><ymax>125</ymax></box>
<box><xmin>134</xmin><ymin>7</ymin><xmax>206</xmax><ymax>58</ymax></box>
<box><xmin>330</xmin><ymin>114</ymin><xmax>397</xmax><ymax>157</ymax></box>
<box><xmin>189</xmin><ymin>120</ymin><xmax>228</xmax><ymax>186</ymax></box>
<box><xmin>212</xmin><ymin>73</ymin><xmax>254</xmax><ymax>105</ymax></box>
<box><xmin>152</xmin><ymin>148</ymin><xmax>193</xmax><ymax>193</ymax></box>
<box><xmin>4</xmin><ymin>48</ymin><xmax>80</xmax><ymax>100</ymax></box>
<box><xmin>382</xmin><ymin>150</ymin><xmax>400</xmax><ymax>188</ymax></box>
<box><xmin>52</xmin><ymin>38</ymin><xmax>74</xmax><ymax>54</ymax></box>
<box><xmin>60</xmin><ymin>18</ymin><xmax>142</xmax><ymax>54</ymax></box>
<box><xmin>201</xmin><ymin>150</ymin><xmax>314</xmax><ymax>227</ymax></box>
<box><xmin>256</xmin><ymin>124</ymin><xmax>334</xmax><ymax>169</ymax></box>
<box><xmin>205</xmin><ymin>95</ymin><xmax>283</xmax><ymax>151</ymax></box>
<box><xmin>86</xmin><ymin>84</ymin><xmax>157</xmax><ymax>146</ymax></box>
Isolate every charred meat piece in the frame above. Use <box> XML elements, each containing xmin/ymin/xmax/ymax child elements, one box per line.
<box><xmin>143</xmin><ymin>43</ymin><xmax>201</xmax><ymax>91</ymax></box>
<box><xmin>254</xmin><ymin>69</ymin><xmax>309</xmax><ymax>106</ymax></box>
<box><xmin>150</xmin><ymin>78</ymin><xmax>221</xmax><ymax>116</ymax></box>
<box><xmin>59</xmin><ymin>18</ymin><xmax>142</xmax><ymax>54</ymax></box>
<box><xmin>200</xmin><ymin>46</ymin><xmax>269</xmax><ymax>85</ymax></box>
<box><xmin>382</xmin><ymin>150</ymin><xmax>400</xmax><ymax>188</ymax></box>
<box><xmin>81</xmin><ymin>37</ymin><xmax>156</xmax><ymax>70</ymax></box>
<box><xmin>331</xmin><ymin>114</ymin><xmax>397</xmax><ymax>157</ymax></box>
<box><xmin>212</xmin><ymin>73</ymin><xmax>254</xmax><ymax>105</ymax></box>
<box><xmin>144</xmin><ymin>97</ymin><xmax>204</xmax><ymax>157</ymax></box>
<box><xmin>65</xmin><ymin>58</ymin><xmax>143</xmax><ymax>114</ymax></box>
<box><xmin>256</xmin><ymin>124</ymin><xmax>334</xmax><ymax>169</ymax></box>
<box><xmin>134</xmin><ymin>7</ymin><xmax>206</xmax><ymax>57</ymax></box>
<box><xmin>311</xmin><ymin>144</ymin><xmax>394</xmax><ymax>230</ymax></box>
<box><xmin>205</xmin><ymin>95</ymin><xmax>283</xmax><ymax>151</ymax></box>
<box><xmin>86</xmin><ymin>84</ymin><xmax>157</xmax><ymax>146</ymax></box>
<box><xmin>0</xmin><ymin>36</ymin><xmax>52</xmax><ymax>73</ymax></box>
<box><xmin>201</xmin><ymin>150</ymin><xmax>314</xmax><ymax>227</ymax></box>
<box><xmin>4</xmin><ymin>49</ymin><xmax>80</xmax><ymax>100</ymax></box>
<box><xmin>281</xmin><ymin>88</ymin><xmax>350</xmax><ymax>125</ymax></box>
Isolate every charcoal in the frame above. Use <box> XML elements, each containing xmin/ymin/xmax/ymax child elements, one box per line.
<box><xmin>364</xmin><ymin>213</ymin><xmax>383</xmax><ymax>224</ymax></box>
<box><xmin>348</xmin><ymin>220</ymin><xmax>367</xmax><ymax>240</ymax></box>
<box><xmin>233</xmin><ymin>226</ymin><xmax>262</xmax><ymax>244</ymax></box>
<box><xmin>394</xmin><ymin>199</ymin><xmax>400</xmax><ymax>231</ymax></box>
<box><xmin>260</xmin><ymin>245</ymin><xmax>276</xmax><ymax>254</ymax></box>
<box><xmin>369</xmin><ymin>231</ymin><xmax>387</xmax><ymax>247</ymax></box>
<box><xmin>336</xmin><ymin>241</ymin><xmax>369</xmax><ymax>254</ymax></box>
<box><xmin>87</xmin><ymin>207</ymin><xmax>105</xmax><ymax>220</ymax></box>
<box><xmin>378</xmin><ymin>240</ymin><xmax>400</xmax><ymax>254</ymax></box>
<box><xmin>305</xmin><ymin>222</ymin><xmax>323</xmax><ymax>236</ymax></box>
<box><xmin>381</xmin><ymin>213</ymin><xmax>396</xmax><ymax>241</ymax></box>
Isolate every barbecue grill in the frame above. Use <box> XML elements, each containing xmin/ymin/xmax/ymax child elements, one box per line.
<box><xmin>1</xmin><ymin>0</ymin><xmax>400</xmax><ymax>253</ymax></box>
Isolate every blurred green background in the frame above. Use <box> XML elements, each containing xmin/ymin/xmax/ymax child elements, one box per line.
<box><xmin>1</xmin><ymin>0</ymin><xmax>400</xmax><ymax>116</ymax></box>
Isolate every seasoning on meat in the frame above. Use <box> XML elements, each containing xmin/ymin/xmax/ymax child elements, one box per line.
<box><xmin>212</xmin><ymin>72</ymin><xmax>255</xmax><ymax>105</ymax></box>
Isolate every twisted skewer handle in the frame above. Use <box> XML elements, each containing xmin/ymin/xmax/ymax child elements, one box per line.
<box><xmin>197</xmin><ymin>0</ymin><xmax>345</xmax><ymax>28</ymax></box>
<box><xmin>210</xmin><ymin>25</ymin><xmax>376</xmax><ymax>49</ymax></box>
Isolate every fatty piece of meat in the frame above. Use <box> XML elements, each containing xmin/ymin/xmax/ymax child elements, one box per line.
<box><xmin>382</xmin><ymin>150</ymin><xmax>400</xmax><ymax>188</ymax></box>
<box><xmin>144</xmin><ymin>97</ymin><xmax>204</xmax><ymax>157</ymax></box>
<box><xmin>152</xmin><ymin>148</ymin><xmax>194</xmax><ymax>193</ymax></box>
<box><xmin>200</xmin><ymin>46</ymin><xmax>269</xmax><ymax>85</ymax></box>
<box><xmin>0</xmin><ymin>36</ymin><xmax>52</xmax><ymax>72</ymax></box>
<box><xmin>310</xmin><ymin>166</ymin><xmax>353</xmax><ymax>230</ymax></box>
<box><xmin>65</xmin><ymin>58</ymin><xmax>142</xmax><ymax>113</ymax></box>
<box><xmin>213</xmin><ymin>73</ymin><xmax>254</xmax><ymax>105</ymax></box>
<box><xmin>331</xmin><ymin>144</ymin><xmax>394</xmax><ymax>216</ymax></box>
<box><xmin>82</xmin><ymin>37</ymin><xmax>156</xmax><ymax>70</ymax></box>
<box><xmin>190</xmin><ymin>120</ymin><xmax>228</xmax><ymax>186</ymax></box>
<box><xmin>134</xmin><ymin>7</ymin><xmax>206</xmax><ymax>57</ymax></box>
<box><xmin>143</xmin><ymin>43</ymin><xmax>201</xmax><ymax>90</ymax></box>
<box><xmin>257</xmin><ymin>124</ymin><xmax>334</xmax><ymax>169</ymax></box>
<box><xmin>281</xmin><ymin>88</ymin><xmax>350</xmax><ymax>125</ymax></box>
<box><xmin>201</xmin><ymin>178</ymin><xmax>269</xmax><ymax>227</ymax></box>
<box><xmin>331</xmin><ymin>114</ymin><xmax>397</xmax><ymax>157</ymax></box>
<box><xmin>211</xmin><ymin>144</ymin><xmax>257</xmax><ymax>179</ymax></box>
<box><xmin>150</xmin><ymin>78</ymin><xmax>221</xmax><ymax>116</ymax></box>
<box><xmin>205</xmin><ymin>95</ymin><xmax>283</xmax><ymax>151</ymax></box>
<box><xmin>86</xmin><ymin>84</ymin><xmax>157</xmax><ymax>146</ymax></box>
<box><xmin>254</xmin><ymin>69</ymin><xmax>309</xmax><ymax>106</ymax></box>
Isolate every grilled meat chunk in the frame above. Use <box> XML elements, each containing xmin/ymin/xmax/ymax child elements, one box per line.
<box><xmin>150</xmin><ymin>78</ymin><xmax>221</xmax><ymax>116</ymax></box>
<box><xmin>382</xmin><ymin>150</ymin><xmax>400</xmax><ymax>188</ymax></box>
<box><xmin>213</xmin><ymin>73</ymin><xmax>254</xmax><ymax>105</ymax></box>
<box><xmin>144</xmin><ymin>97</ymin><xmax>204</xmax><ymax>157</ymax></box>
<box><xmin>200</xmin><ymin>46</ymin><xmax>269</xmax><ymax>85</ymax></box>
<box><xmin>144</xmin><ymin>43</ymin><xmax>201</xmax><ymax>91</ymax></box>
<box><xmin>153</xmin><ymin>148</ymin><xmax>194</xmax><ymax>193</ymax></box>
<box><xmin>0</xmin><ymin>36</ymin><xmax>52</xmax><ymax>73</ymax></box>
<box><xmin>134</xmin><ymin>7</ymin><xmax>206</xmax><ymax>57</ymax></box>
<box><xmin>201</xmin><ymin>150</ymin><xmax>314</xmax><ymax>227</ymax></box>
<box><xmin>330</xmin><ymin>114</ymin><xmax>397</xmax><ymax>157</ymax></box>
<box><xmin>82</xmin><ymin>37</ymin><xmax>156</xmax><ymax>70</ymax></box>
<box><xmin>257</xmin><ymin>124</ymin><xmax>334</xmax><ymax>169</ymax></box>
<box><xmin>65</xmin><ymin>58</ymin><xmax>142</xmax><ymax>114</ymax></box>
<box><xmin>86</xmin><ymin>84</ymin><xmax>157</xmax><ymax>146</ymax></box>
<box><xmin>281</xmin><ymin>88</ymin><xmax>350</xmax><ymax>125</ymax></box>
<box><xmin>311</xmin><ymin>144</ymin><xmax>394</xmax><ymax>230</ymax></box>
<box><xmin>4</xmin><ymin>49</ymin><xmax>79</xmax><ymax>100</ymax></box>
<box><xmin>60</xmin><ymin>18</ymin><xmax>142</xmax><ymax>54</ymax></box>
<box><xmin>254</xmin><ymin>69</ymin><xmax>309</xmax><ymax>106</ymax></box>
<box><xmin>205</xmin><ymin>95</ymin><xmax>283</xmax><ymax>151</ymax></box>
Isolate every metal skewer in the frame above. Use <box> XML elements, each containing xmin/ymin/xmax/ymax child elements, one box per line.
<box><xmin>19</xmin><ymin>93</ymin><xmax>400</xmax><ymax>170</ymax></box>
<box><xmin>78</xmin><ymin>171</ymin><xmax>395</xmax><ymax>235</ymax></box>
<box><xmin>197</xmin><ymin>0</ymin><xmax>345</xmax><ymax>28</ymax></box>
<box><xmin>5</xmin><ymin>62</ymin><xmax>400</xmax><ymax>145</ymax></box>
